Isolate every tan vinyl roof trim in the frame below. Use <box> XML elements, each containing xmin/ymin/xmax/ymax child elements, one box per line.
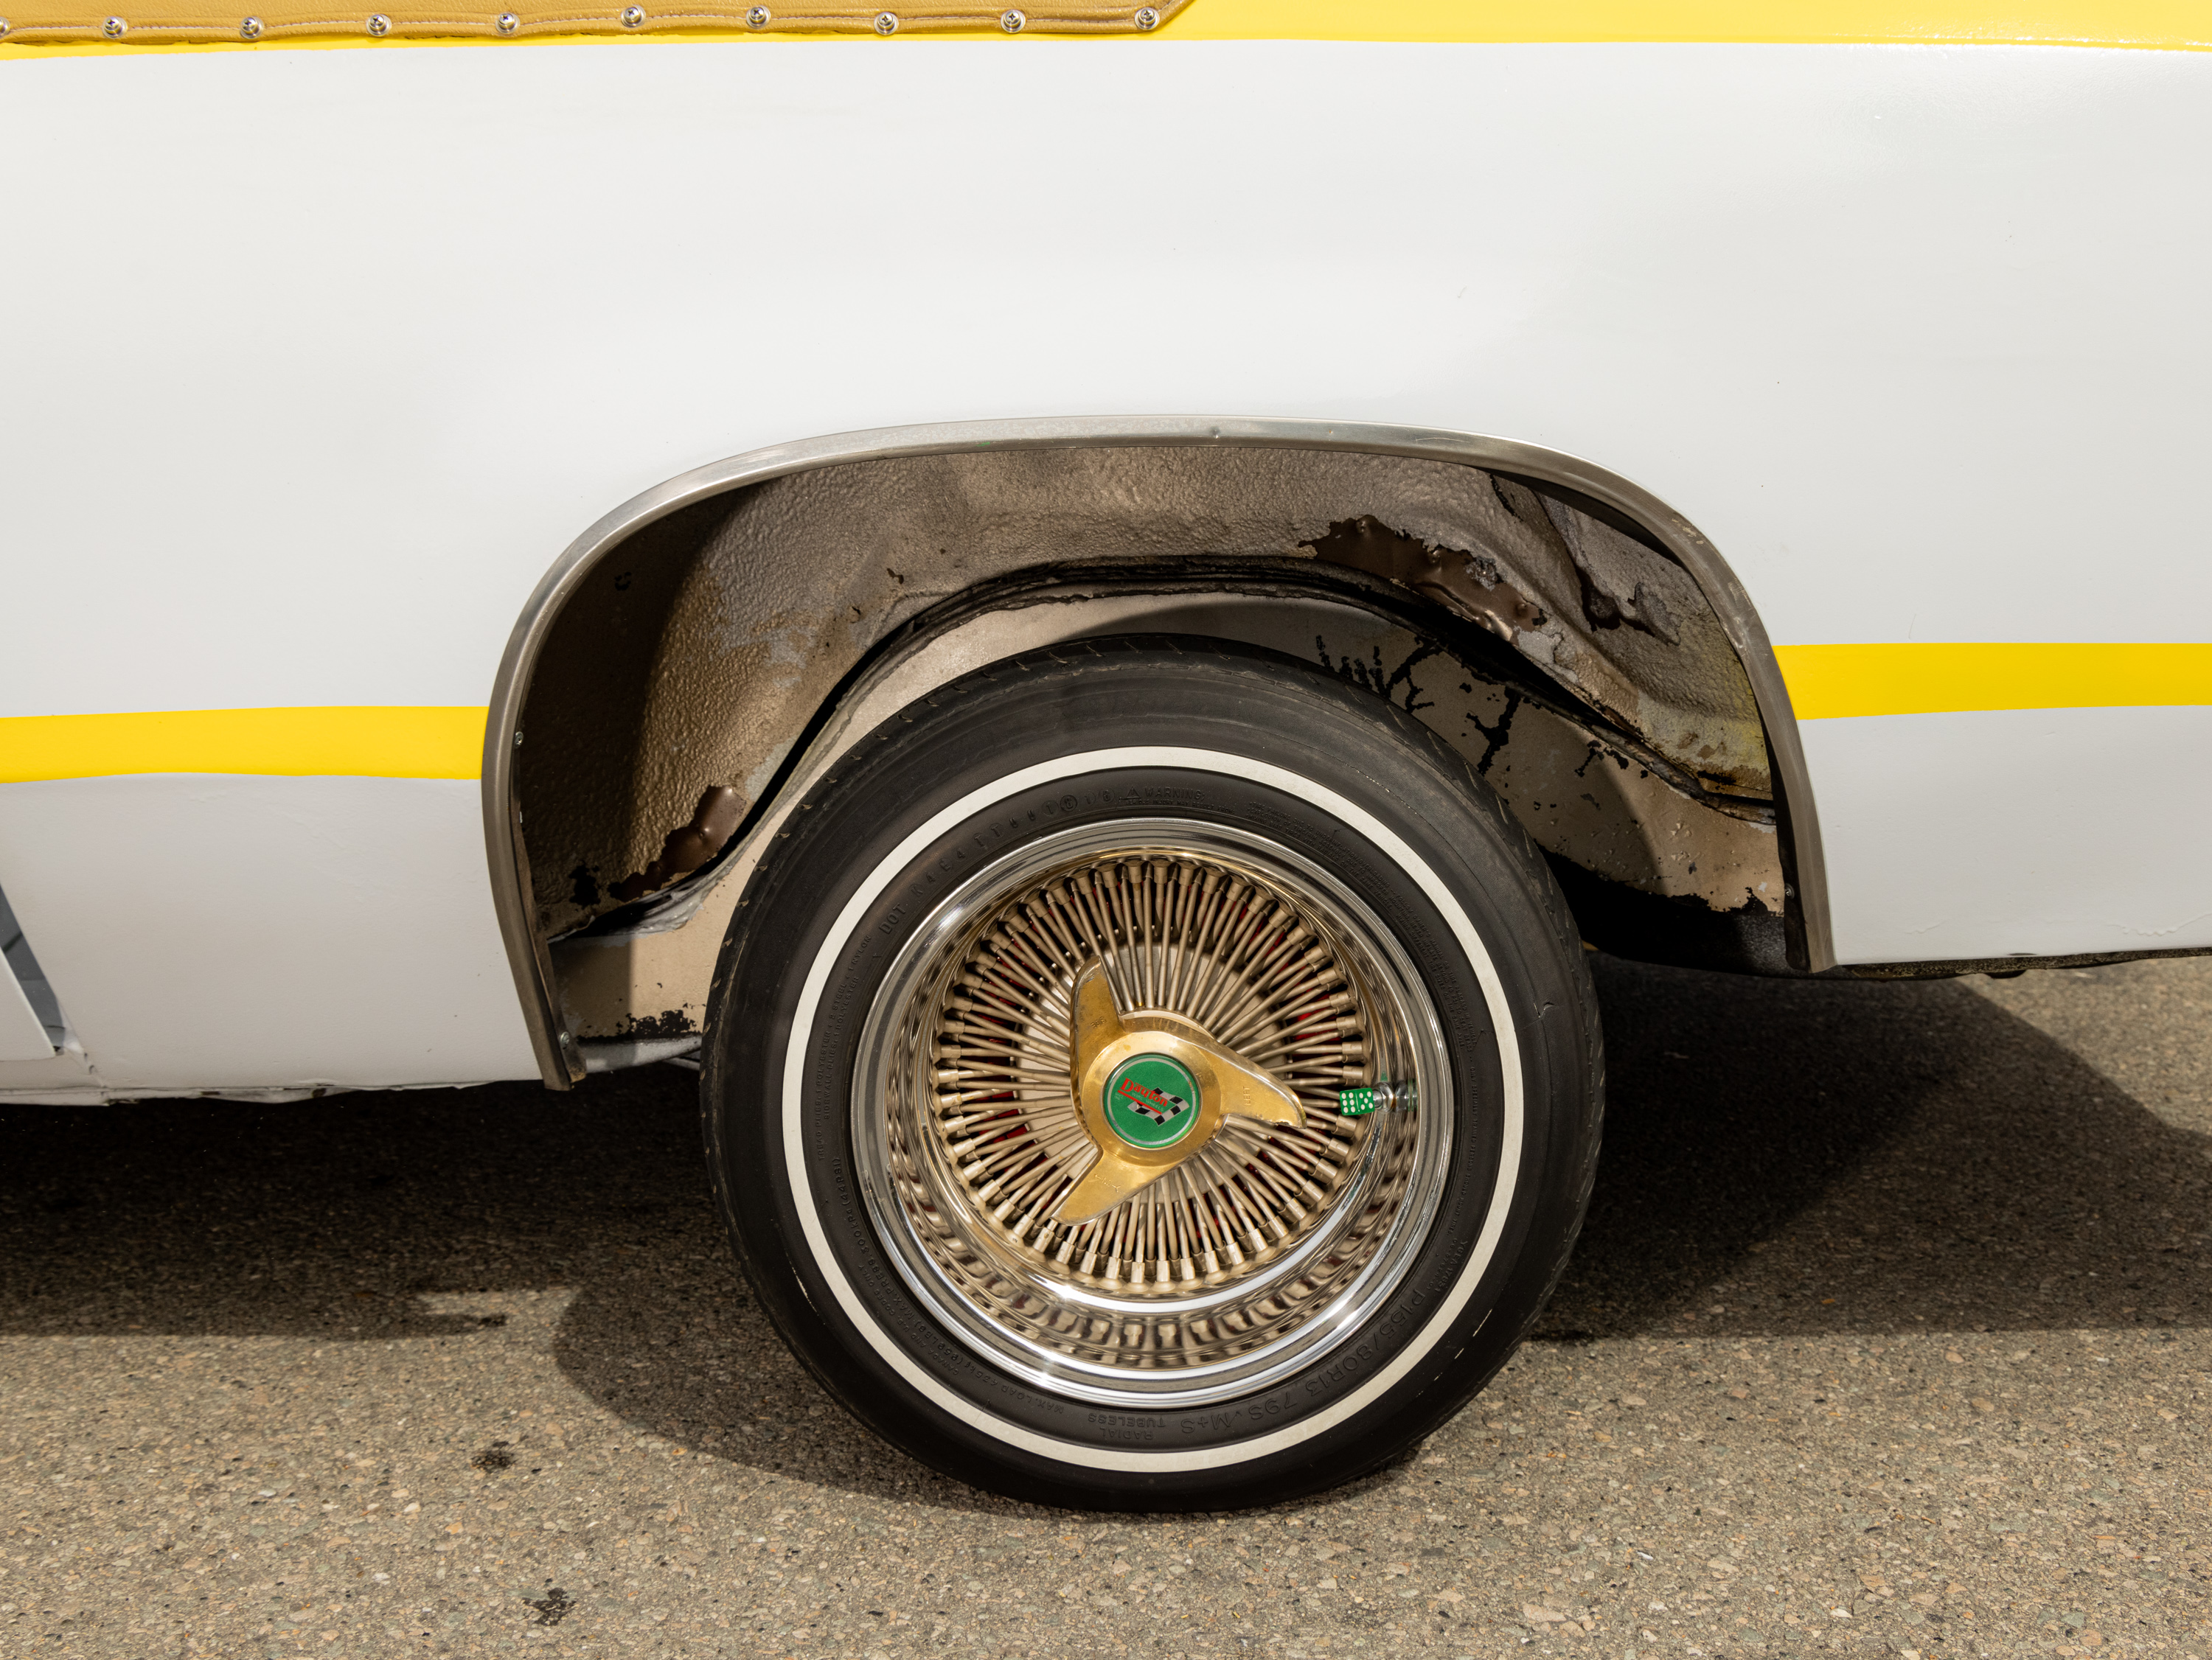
<box><xmin>0</xmin><ymin>0</ymin><xmax>1185</xmax><ymax>44</ymax></box>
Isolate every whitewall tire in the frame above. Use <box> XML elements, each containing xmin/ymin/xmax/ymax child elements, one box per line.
<box><xmin>703</xmin><ymin>638</ymin><xmax>1601</xmax><ymax>1509</ymax></box>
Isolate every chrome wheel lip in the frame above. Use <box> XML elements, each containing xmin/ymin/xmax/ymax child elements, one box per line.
<box><xmin>851</xmin><ymin>815</ymin><xmax>1456</xmax><ymax>1411</ymax></box>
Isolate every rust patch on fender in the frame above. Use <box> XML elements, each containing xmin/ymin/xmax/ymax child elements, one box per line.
<box><xmin>609</xmin><ymin>786</ymin><xmax>746</xmax><ymax>904</ymax></box>
<box><xmin>1304</xmin><ymin>515</ymin><xmax>1548</xmax><ymax>643</ymax></box>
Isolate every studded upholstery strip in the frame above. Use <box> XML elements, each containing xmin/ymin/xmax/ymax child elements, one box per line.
<box><xmin>0</xmin><ymin>0</ymin><xmax>1184</xmax><ymax>44</ymax></box>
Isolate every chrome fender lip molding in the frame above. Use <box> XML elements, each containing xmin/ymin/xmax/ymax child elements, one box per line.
<box><xmin>483</xmin><ymin>415</ymin><xmax>1826</xmax><ymax>1088</ymax></box>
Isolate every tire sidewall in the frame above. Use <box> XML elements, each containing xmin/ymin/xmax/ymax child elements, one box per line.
<box><xmin>704</xmin><ymin>641</ymin><xmax>1599</xmax><ymax>1507</ymax></box>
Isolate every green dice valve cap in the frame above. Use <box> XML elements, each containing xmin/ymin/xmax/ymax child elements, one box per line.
<box><xmin>1337</xmin><ymin>1079</ymin><xmax>1415</xmax><ymax>1117</ymax></box>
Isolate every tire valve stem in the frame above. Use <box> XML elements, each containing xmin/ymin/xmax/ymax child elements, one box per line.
<box><xmin>1338</xmin><ymin>1078</ymin><xmax>1414</xmax><ymax>1117</ymax></box>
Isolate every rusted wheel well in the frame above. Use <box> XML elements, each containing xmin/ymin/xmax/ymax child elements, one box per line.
<box><xmin>488</xmin><ymin>428</ymin><xmax>1825</xmax><ymax>1084</ymax></box>
<box><xmin>523</xmin><ymin>449</ymin><xmax>1776</xmax><ymax>912</ymax></box>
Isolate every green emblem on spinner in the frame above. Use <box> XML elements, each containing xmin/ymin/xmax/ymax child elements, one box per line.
<box><xmin>1102</xmin><ymin>1053</ymin><xmax>1202</xmax><ymax>1150</ymax></box>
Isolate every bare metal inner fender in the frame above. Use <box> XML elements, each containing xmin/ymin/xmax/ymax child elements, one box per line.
<box><xmin>484</xmin><ymin>420</ymin><xmax>1829</xmax><ymax>1088</ymax></box>
<box><xmin>546</xmin><ymin>576</ymin><xmax>1790</xmax><ymax>1054</ymax></box>
<box><xmin>526</xmin><ymin>451</ymin><xmax>1782</xmax><ymax>932</ymax></box>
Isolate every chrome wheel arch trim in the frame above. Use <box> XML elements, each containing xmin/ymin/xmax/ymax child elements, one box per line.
<box><xmin>481</xmin><ymin>415</ymin><xmax>1832</xmax><ymax>1088</ymax></box>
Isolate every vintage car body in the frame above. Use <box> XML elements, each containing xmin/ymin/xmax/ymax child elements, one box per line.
<box><xmin>2</xmin><ymin>0</ymin><xmax>2208</xmax><ymax>1506</ymax></box>
<box><xmin>6</xmin><ymin>9</ymin><xmax>2208</xmax><ymax>1095</ymax></box>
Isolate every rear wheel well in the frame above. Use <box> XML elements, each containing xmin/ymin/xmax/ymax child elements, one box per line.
<box><xmin>495</xmin><ymin>428</ymin><xmax>1818</xmax><ymax>1081</ymax></box>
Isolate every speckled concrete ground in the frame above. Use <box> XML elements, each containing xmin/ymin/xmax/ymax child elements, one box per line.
<box><xmin>1</xmin><ymin>954</ymin><xmax>2207</xmax><ymax>1659</ymax></box>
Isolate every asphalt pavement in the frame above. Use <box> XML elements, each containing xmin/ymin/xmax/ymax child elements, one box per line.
<box><xmin>2</xmin><ymin>953</ymin><xmax>2208</xmax><ymax>1659</ymax></box>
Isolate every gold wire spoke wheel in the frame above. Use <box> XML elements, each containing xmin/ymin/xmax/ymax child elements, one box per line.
<box><xmin>853</xmin><ymin>820</ymin><xmax>1453</xmax><ymax>1409</ymax></box>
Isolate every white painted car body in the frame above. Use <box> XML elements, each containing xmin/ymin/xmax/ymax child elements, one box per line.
<box><xmin>1</xmin><ymin>28</ymin><xmax>2207</xmax><ymax>1098</ymax></box>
